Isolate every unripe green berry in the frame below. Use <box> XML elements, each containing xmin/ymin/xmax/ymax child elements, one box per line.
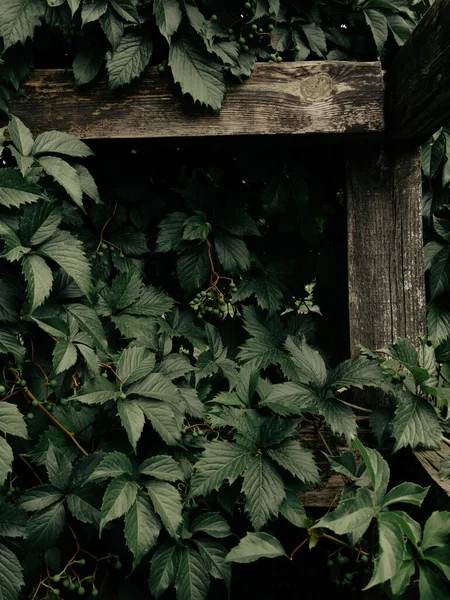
<box><xmin>327</xmin><ymin>559</ymin><xmax>334</xmax><ymax>568</ymax></box>
<box><xmin>63</xmin><ymin>579</ymin><xmax>70</xmax><ymax>588</ymax></box>
<box><xmin>102</xmin><ymin>372</ymin><xmax>108</xmax><ymax>378</ymax></box>
<box><xmin>268</xmin><ymin>23</ymin><xmax>274</xmax><ymax>31</ymax></box>
<box><xmin>211</xmin><ymin>14</ymin><xmax>217</xmax><ymax>21</ymax></box>
<box><xmin>61</xmin><ymin>398</ymin><xmax>69</xmax><ymax>406</ymax></box>
<box><xmin>248</xmin><ymin>33</ymin><xmax>254</xmax><ymax>39</ymax></box>
<box><xmin>78</xmin><ymin>586</ymin><xmax>86</xmax><ymax>595</ymax></box>
<box><xmin>200</xmin><ymin>291</ymin><xmax>207</xmax><ymax>297</ymax></box>
<box><xmin>191</xmin><ymin>500</ymin><xmax>198</xmax><ymax>509</ymax></box>
<box><xmin>157</xmin><ymin>64</ymin><xmax>165</xmax><ymax>74</ymax></box>
<box><xmin>0</xmin><ymin>385</ymin><xmax>5</xmax><ymax>393</ymax></box>
<box><xmin>69</xmin><ymin>583</ymin><xmax>77</xmax><ymax>591</ymax></box>
<box><xmin>114</xmin><ymin>561</ymin><xmax>122</xmax><ymax>571</ymax></box>
<box><xmin>101</xmin><ymin>243</ymin><xmax>107</xmax><ymax>250</ymax></box>
<box><xmin>360</xmin><ymin>554</ymin><xmax>369</xmax><ymax>563</ymax></box>
<box><xmin>251</xmin><ymin>24</ymin><xmax>257</xmax><ymax>30</ymax></box>
<box><xmin>32</xmin><ymin>399</ymin><xmax>40</xmax><ymax>407</ymax></box>
<box><xmin>119</xmin><ymin>392</ymin><xmax>127</xmax><ymax>400</ymax></box>
<box><xmin>295</xmin><ymin>45</ymin><xmax>301</xmax><ymax>51</ymax></box>
<box><xmin>244</xmin><ymin>1</ymin><xmax>251</xmax><ymax>8</ymax></box>
<box><xmin>239</xmin><ymin>37</ymin><xmax>246</xmax><ymax>45</ymax></box>
<box><xmin>97</xmin><ymin>251</ymin><xmax>103</xmax><ymax>257</ymax></box>
<box><xmin>52</xmin><ymin>574</ymin><xmax>61</xmax><ymax>583</ymax></box>
<box><xmin>119</xmin><ymin>253</ymin><xmax>125</xmax><ymax>259</ymax></box>
<box><xmin>78</xmin><ymin>558</ymin><xmax>86</xmax><ymax>566</ymax></box>
<box><xmin>344</xmin><ymin>573</ymin><xmax>353</xmax><ymax>582</ymax></box>
<box><xmin>228</xmin><ymin>29</ymin><xmax>233</xmax><ymax>34</ymax></box>
<box><xmin>91</xmin><ymin>589</ymin><xmax>99</xmax><ymax>597</ymax></box>
<box><xmin>52</xmin><ymin>589</ymin><xmax>60</xmax><ymax>596</ymax></box>
<box><xmin>276</xmin><ymin>56</ymin><xmax>283</xmax><ymax>62</ymax></box>
<box><xmin>243</xmin><ymin>45</ymin><xmax>249</xmax><ymax>51</ymax></box>
<box><xmin>258</xmin><ymin>27</ymin><xmax>264</xmax><ymax>33</ymax></box>
<box><xmin>337</xmin><ymin>555</ymin><xmax>348</xmax><ymax>565</ymax></box>
<box><xmin>269</xmin><ymin>54</ymin><xmax>276</xmax><ymax>61</ymax></box>
<box><xmin>50</xmin><ymin>379</ymin><xmax>58</xmax><ymax>388</ymax></box>
<box><xmin>26</xmin><ymin>412</ymin><xmax>34</xmax><ymax>420</ymax></box>
<box><xmin>19</xmin><ymin>380</ymin><xmax>27</xmax><ymax>387</ymax></box>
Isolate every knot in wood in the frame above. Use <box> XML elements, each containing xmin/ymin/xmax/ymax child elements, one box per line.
<box><xmin>298</xmin><ymin>74</ymin><xmax>335</xmax><ymax>102</ymax></box>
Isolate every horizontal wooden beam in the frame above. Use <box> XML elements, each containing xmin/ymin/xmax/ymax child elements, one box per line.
<box><xmin>6</xmin><ymin>63</ymin><xmax>384</xmax><ymax>140</ymax></box>
<box><xmin>386</xmin><ymin>0</ymin><xmax>450</xmax><ymax>143</ymax></box>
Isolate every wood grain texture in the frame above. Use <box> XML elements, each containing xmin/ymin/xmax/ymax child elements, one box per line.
<box><xmin>386</xmin><ymin>0</ymin><xmax>450</xmax><ymax>143</ymax></box>
<box><xmin>6</xmin><ymin>63</ymin><xmax>384</xmax><ymax>139</ymax></box>
<box><xmin>346</xmin><ymin>145</ymin><xmax>426</xmax><ymax>371</ymax></box>
<box><xmin>413</xmin><ymin>443</ymin><xmax>450</xmax><ymax>497</ymax></box>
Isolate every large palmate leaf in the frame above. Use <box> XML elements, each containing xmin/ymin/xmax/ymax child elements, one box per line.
<box><xmin>107</xmin><ymin>33</ymin><xmax>153</xmax><ymax>89</ymax></box>
<box><xmin>169</xmin><ymin>36</ymin><xmax>225</xmax><ymax>110</ymax></box>
<box><xmin>117</xmin><ymin>346</ymin><xmax>156</xmax><ymax>385</ymax></box>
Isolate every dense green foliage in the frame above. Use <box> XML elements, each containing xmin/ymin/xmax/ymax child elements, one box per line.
<box><xmin>1</xmin><ymin>1</ymin><xmax>450</xmax><ymax>599</ymax></box>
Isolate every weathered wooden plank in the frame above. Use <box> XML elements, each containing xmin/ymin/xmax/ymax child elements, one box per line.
<box><xmin>386</xmin><ymin>0</ymin><xmax>450</xmax><ymax>143</ymax></box>
<box><xmin>346</xmin><ymin>145</ymin><xmax>426</xmax><ymax>367</ymax></box>
<box><xmin>6</xmin><ymin>63</ymin><xmax>384</xmax><ymax>139</ymax></box>
<box><xmin>413</xmin><ymin>443</ymin><xmax>450</xmax><ymax>498</ymax></box>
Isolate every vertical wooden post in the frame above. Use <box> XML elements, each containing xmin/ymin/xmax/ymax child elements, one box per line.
<box><xmin>346</xmin><ymin>143</ymin><xmax>426</xmax><ymax>364</ymax></box>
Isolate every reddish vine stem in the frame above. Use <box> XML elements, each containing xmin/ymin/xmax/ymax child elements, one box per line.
<box><xmin>289</xmin><ymin>537</ymin><xmax>308</xmax><ymax>560</ymax></box>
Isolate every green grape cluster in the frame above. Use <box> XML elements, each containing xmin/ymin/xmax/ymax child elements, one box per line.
<box><xmin>189</xmin><ymin>282</ymin><xmax>238</xmax><ymax>318</ymax></box>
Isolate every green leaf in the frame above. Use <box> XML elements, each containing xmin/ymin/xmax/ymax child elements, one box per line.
<box><xmin>169</xmin><ymin>36</ymin><xmax>225</xmax><ymax>110</ymax></box>
<box><xmin>0</xmin><ymin>437</ymin><xmax>14</xmax><ymax>487</ymax></box>
<box><xmin>279</xmin><ymin>490</ymin><xmax>306</xmax><ymax>528</ymax></box>
<box><xmin>364</xmin><ymin>9</ymin><xmax>388</xmax><ymax>57</ymax></box>
<box><xmin>428</xmin><ymin>304</ymin><xmax>450</xmax><ymax>346</ymax></box>
<box><xmin>100</xmin><ymin>10</ymin><xmax>124</xmax><ymax>51</ymax></box>
<box><xmin>137</xmin><ymin>399</ymin><xmax>184</xmax><ymax>446</ymax></box>
<box><xmin>0</xmin><ymin>330</ymin><xmax>26</xmax><ymax>364</ymax></box>
<box><xmin>0</xmin><ymin>168</ymin><xmax>42</xmax><ymax>208</ymax></box>
<box><xmin>364</xmin><ymin>513</ymin><xmax>405</xmax><ymax>589</ymax></box>
<box><xmin>8</xmin><ymin>115</ymin><xmax>33</xmax><ymax>156</ymax></box>
<box><xmin>301</xmin><ymin>23</ymin><xmax>327</xmax><ymax>57</ymax></box>
<box><xmin>99</xmin><ymin>270</ymin><xmax>143</xmax><ymax>314</ymax></box>
<box><xmin>25</xmin><ymin>500</ymin><xmax>66</xmax><ymax>548</ymax></box>
<box><xmin>0</xmin><ymin>0</ymin><xmax>44</xmax><ymax>49</ymax></box>
<box><xmin>87</xmin><ymin>452</ymin><xmax>134</xmax><ymax>483</ymax></box>
<box><xmin>352</xmin><ymin>439</ymin><xmax>389</xmax><ymax>505</ymax></box>
<box><xmin>191</xmin><ymin>513</ymin><xmax>231</xmax><ymax>539</ymax></box>
<box><xmin>418</xmin><ymin>564</ymin><xmax>449</xmax><ymax>600</ymax></box>
<box><xmin>392</xmin><ymin>393</ymin><xmax>442</xmax><ymax>451</ymax></box>
<box><xmin>81</xmin><ymin>0</ymin><xmax>107</xmax><ymax>25</ymax></box>
<box><xmin>66</xmin><ymin>303</ymin><xmax>108</xmax><ymax>353</ymax></box>
<box><xmin>182</xmin><ymin>214</ymin><xmax>211</xmax><ymax>242</ymax></box>
<box><xmin>46</xmin><ymin>445</ymin><xmax>73</xmax><ymax>489</ymax></box>
<box><xmin>267</xmin><ymin>440</ymin><xmax>320</xmax><ymax>485</ymax></box>
<box><xmin>422</xmin><ymin>511</ymin><xmax>450</xmax><ymax>551</ymax></box>
<box><xmin>20</xmin><ymin>486</ymin><xmax>64</xmax><ymax>512</ymax></box>
<box><xmin>238</xmin><ymin>307</ymin><xmax>285</xmax><ymax>369</ymax></box>
<box><xmin>382</xmin><ymin>482</ymin><xmax>429</xmax><ymax>508</ymax></box>
<box><xmin>390</xmin><ymin>556</ymin><xmax>416</xmax><ymax>596</ymax></box>
<box><xmin>66</xmin><ymin>484</ymin><xmax>101</xmax><ymax>525</ymax></box>
<box><xmin>0</xmin><ymin>401</ymin><xmax>28</xmax><ymax>438</ymax></box>
<box><xmin>214</xmin><ymin>233</ymin><xmax>250</xmax><ymax>274</ymax></box>
<box><xmin>20</xmin><ymin>201</ymin><xmax>62</xmax><ymax>246</ymax></box>
<box><xmin>0</xmin><ymin>543</ymin><xmax>24</xmax><ymax>600</ymax></box>
<box><xmin>242</xmin><ymin>454</ymin><xmax>285</xmax><ymax>531</ymax></box>
<box><xmin>99</xmin><ymin>476</ymin><xmax>138</xmax><ymax>535</ymax></box>
<box><xmin>107</xmin><ymin>33</ymin><xmax>153</xmax><ymax>89</ymax></box>
<box><xmin>226</xmin><ymin>532</ymin><xmax>286</xmax><ymax>563</ymax></box>
<box><xmin>175</xmin><ymin>547</ymin><xmax>209</xmax><ymax>600</ymax></box>
<box><xmin>128</xmin><ymin>373</ymin><xmax>178</xmax><ymax>400</ymax></box>
<box><xmin>328</xmin><ymin>356</ymin><xmax>382</xmax><ymax>389</ymax></box>
<box><xmin>139</xmin><ymin>455</ymin><xmax>185</xmax><ymax>482</ymax></box>
<box><xmin>32</xmin><ymin>130</ymin><xmax>93</xmax><ymax>158</ymax></box>
<box><xmin>52</xmin><ymin>340</ymin><xmax>78</xmax><ymax>375</ymax></box>
<box><xmin>424</xmin><ymin>545</ymin><xmax>450</xmax><ymax>579</ymax></box>
<box><xmin>38</xmin><ymin>156</ymin><xmax>83</xmax><ymax>207</ymax></box>
<box><xmin>153</xmin><ymin>0</ymin><xmax>182</xmax><ymax>41</ymax></box>
<box><xmin>73</xmin><ymin>49</ymin><xmax>103</xmax><ymax>87</ymax></box>
<box><xmin>284</xmin><ymin>335</ymin><xmax>327</xmax><ymax>387</ymax></box>
<box><xmin>117</xmin><ymin>400</ymin><xmax>145</xmax><ymax>452</ymax></box>
<box><xmin>259</xmin><ymin>382</ymin><xmax>318</xmax><ymax>415</ymax></box>
<box><xmin>118</xmin><ymin>346</ymin><xmax>156</xmax><ymax>385</ymax></box>
<box><xmin>126</xmin><ymin>285</ymin><xmax>174</xmax><ymax>317</ymax></box>
<box><xmin>40</xmin><ymin>231</ymin><xmax>92</xmax><ymax>298</ymax></box>
<box><xmin>314</xmin><ymin>487</ymin><xmax>376</xmax><ymax>535</ymax></box>
<box><xmin>109</xmin><ymin>0</ymin><xmax>139</xmax><ymax>22</ymax></box>
<box><xmin>74</xmin><ymin>164</ymin><xmax>101</xmax><ymax>202</ymax></box>
<box><xmin>194</xmin><ymin>539</ymin><xmax>231</xmax><ymax>588</ymax></box>
<box><xmin>318</xmin><ymin>397</ymin><xmax>357</xmax><ymax>442</ymax></box>
<box><xmin>22</xmin><ymin>255</ymin><xmax>53</xmax><ymax>313</ymax></box>
<box><xmin>176</xmin><ymin>247</ymin><xmax>210</xmax><ymax>296</ymax></box>
<box><xmin>125</xmin><ymin>493</ymin><xmax>161</xmax><ymax>569</ymax></box>
<box><xmin>190</xmin><ymin>442</ymin><xmax>252</xmax><ymax>496</ymax></box>
<box><xmin>430</xmin><ymin>246</ymin><xmax>450</xmax><ymax>300</ymax></box>
<box><xmin>76</xmin><ymin>376</ymin><xmax>120</xmax><ymax>405</ymax></box>
<box><xmin>149</xmin><ymin>542</ymin><xmax>181</xmax><ymax>598</ymax></box>
<box><xmin>145</xmin><ymin>480</ymin><xmax>182</xmax><ymax>538</ymax></box>
<box><xmin>0</xmin><ymin>502</ymin><xmax>27</xmax><ymax>538</ymax></box>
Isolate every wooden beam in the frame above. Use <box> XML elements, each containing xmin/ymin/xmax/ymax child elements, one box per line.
<box><xmin>386</xmin><ymin>0</ymin><xmax>450</xmax><ymax>143</ymax></box>
<box><xmin>6</xmin><ymin>63</ymin><xmax>384</xmax><ymax>140</ymax></box>
<box><xmin>346</xmin><ymin>144</ymin><xmax>426</xmax><ymax>362</ymax></box>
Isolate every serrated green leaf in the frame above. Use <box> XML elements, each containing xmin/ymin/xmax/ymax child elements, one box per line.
<box><xmin>284</xmin><ymin>335</ymin><xmax>327</xmax><ymax>387</ymax></box>
<box><xmin>0</xmin><ymin>542</ymin><xmax>24</xmax><ymax>600</ymax></box>
<box><xmin>0</xmin><ymin>0</ymin><xmax>44</xmax><ymax>49</ymax></box>
<box><xmin>424</xmin><ymin>546</ymin><xmax>450</xmax><ymax>579</ymax></box>
<box><xmin>76</xmin><ymin>376</ymin><xmax>120</xmax><ymax>404</ymax></box>
<box><xmin>126</xmin><ymin>284</ymin><xmax>174</xmax><ymax>317</ymax></box>
<box><xmin>107</xmin><ymin>33</ymin><xmax>153</xmax><ymax>89</ymax></box>
<box><xmin>149</xmin><ymin>542</ymin><xmax>181</xmax><ymax>598</ymax></box>
<box><xmin>176</xmin><ymin>247</ymin><xmax>210</xmax><ymax>296</ymax></box>
<box><xmin>38</xmin><ymin>156</ymin><xmax>83</xmax><ymax>207</ymax></box>
<box><xmin>169</xmin><ymin>36</ymin><xmax>225</xmax><ymax>110</ymax></box>
<box><xmin>66</xmin><ymin>303</ymin><xmax>108</xmax><ymax>353</ymax></box>
<box><xmin>20</xmin><ymin>201</ymin><xmax>62</xmax><ymax>246</ymax></box>
<box><xmin>226</xmin><ymin>532</ymin><xmax>286</xmax><ymax>563</ymax></box>
<box><xmin>81</xmin><ymin>0</ymin><xmax>107</xmax><ymax>26</ymax></box>
<box><xmin>418</xmin><ymin>564</ymin><xmax>449</xmax><ymax>600</ymax></box>
<box><xmin>109</xmin><ymin>0</ymin><xmax>139</xmax><ymax>22</ymax></box>
<box><xmin>364</xmin><ymin>9</ymin><xmax>388</xmax><ymax>57</ymax></box>
<box><xmin>22</xmin><ymin>254</ymin><xmax>53</xmax><ymax>313</ymax></box>
<box><xmin>25</xmin><ymin>500</ymin><xmax>66</xmax><ymax>549</ymax></box>
<box><xmin>0</xmin><ymin>330</ymin><xmax>26</xmax><ymax>364</ymax></box>
<box><xmin>0</xmin><ymin>502</ymin><xmax>27</xmax><ymax>538</ymax></box>
<box><xmin>100</xmin><ymin>10</ymin><xmax>124</xmax><ymax>51</ymax></box>
<box><xmin>0</xmin><ymin>437</ymin><xmax>14</xmax><ymax>486</ymax></box>
<box><xmin>153</xmin><ymin>0</ymin><xmax>182</xmax><ymax>41</ymax></box>
<box><xmin>191</xmin><ymin>513</ymin><xmax>231</xmax><ymax>539</ymax></box>
<box><xmin>195</xmin><ymin>538</ymin><xmax>231</xmax><ymax>588</ymax></box>
<box><xmin>428</xmin><ymin>303</ymin><xmax>450</xmax><ymax>346</ymax></box>
<box><xmin>139</xmin><ymin>455</ymin><xmax>185</xmax><ymax>482</ymax></box>
<box><xmin>145</xmin><ymin>480</ymin><xmax>182</xmax><ymax>538</ymax></box>
<box><xmin>39</xmin><ymin>231</ymin><xmax>92</xmax><ymax>298</ymax></box>
<box><xmin>422</xmin><ymin>511</ymin><xmax>450</xmax><ymax>551</ymax></box>
<box><xmin>118</xmin><ymin>346</ymin><xmax>156</xmax><ymax>385</ymax></box>
<box><xmin>125</xmin><ymin>493</ymin><xmax>161</xmax><ymax>569</ymax></box>
<box><xmin>66</xmin><ymin>484</ymin><xmax>101</xmax><ymax>525</ymax></box>
<box><xmin>0</xmin><ymin>401</ymin><xmax>28</xmax><ymax>438</ymax></box>
<box><xmin>214</xmin><ymin>233</ymin><xmax>250</xmax><ymax>274</ymax></box>
<box><xmin>32</xmin><ymin>130</ymin><xmax>93</xmax><ymax>158</ymax></box>
<box><xmin>279</xmin><ymin>490</ymin><xmax>306</xmax><ymax>528</ymax></box>
<box><xmin>352</xmin><ymin>439</ymin><xmax>389</xmax><ymax>505</ymax></box>
<box><xmin>8</xmin><ymin>115</ymin><xmax>33</xmax><ymax>156</ymax></box>
<box><xmin>190</xmin><ymin>442</ymin><xmax>252</xmax><ymax>496</ymax></box>
<box><xmin>328</xmin><ymin>356</ymin><xmax>382</xmax><ymax>389</ymax></box>
<box><xmin>267</xmin><ymin>440</ymin><xmax>319</xmax><ymax>485</ymax></box>
<box><xmin>137</xmin><ymin>399</ymin><xmax>184</xmax><ymax>446</ymax></box>
<box><xmin>117</xmin><ymin>400</ymin><xmax>145</xmax><ymax>452</ymax></box>
<box><xmin>242</xmin><ymin>454</ymin><xmax>285</xmax><ymax>531</ymax></box>
<box><xmin>0</xmin><ymin>168</ymin><xmax>41</xmax><ymax>208</ymax></box>
<box><xmin>99</xmin><ymin>476</ymin><xmax>138</xmax><ymax>535</ymax></box>
<box><xmin>74</xmin><ymin>164</ymin><xmax>101</xmax><ymax>202</ymax></box>
<box><xmin>317</xmin><ymin>396</ymin><xmax>357</xmax><ymax>442</ymax></box>
<box><xmin>382</xmin><ymin>482</ymin><xmax>429</xmax><ymax>508</ymax></box>
<box><xmin>364</xmin><ymin>512</ymin><xmax>405</xmax><ymax>589</ymax></box>
<box><xmin>175</xmin><ymin>547</ymin><xmax>209</xmax><ymax>600</ymax></box>
<box><xmin>390</xmin><ymin>558</ymin><xmax>415</xmax><ymax>596</ymax></box>
<box><xmin>52</xmin><ymin>340</ymin><xmax>77</xmax><ymax>375</ymax></box>
<box><xmin>46</xmin><ymin>445</ymin><xmax>73</xmax><ymax>489</ymax></box>
<box><xmin>87</xmin><ymin>452</ymin><xmax>134</xmax><ymax>483</ymax></box>
<box><xmin>127</xmin><ymin>373</ymin><xmax>178</xmax><ymax>400</ymax></box>
<box><xmin>301</xmin><ymin>22</ymin><xmax>327</xmax><ymax>57</ymax></box>
<box><xmin>315</xmin><ymin>487</ymin><xmax>376</xmax><ymax>535</ymax></box>
<box><xmin>73</xmin><ymin>49</ymin><xmax>103</xmax><ymax>87</ymax></box>
<box><xmin>392</xmin><ymin>393</ymin><xmax>442</xmax><ymax>451</ymax></box>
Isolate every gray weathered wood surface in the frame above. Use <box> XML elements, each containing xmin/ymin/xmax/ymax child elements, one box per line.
<box><xmin>386</xmin><ymin>0</ymin><xmax>450</xmax><ymax>143</ymax></box>
<box><xmin>346</xmin><ymin>144</ymin><xmax>426</xmax><ymax>359</ymax></box>
<box><xmin>413</xmin><ymin>443</ymin><xmax>450</xmax><ymax>497</ymax></box>
<box><xmin>6</xmin><ymin>63</ymin><xmax>384</xmax><ymax>139</ymax></box>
